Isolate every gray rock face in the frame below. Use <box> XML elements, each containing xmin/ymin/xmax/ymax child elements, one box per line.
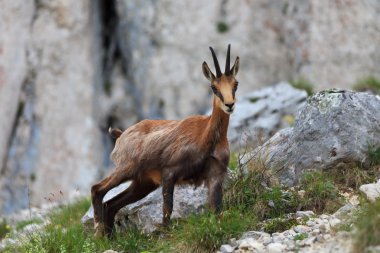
<box><xmin>251</xmin><ymin>90</ymin><xmax>380</xmax><ymax>186</ymax></box>
<box><xmin>228</xmin><ymin>82</ymin><xmax>307</xmax><ymax>149</ymax></box>
<box><xmin>0</xmin><ymin>0</ymin><xmax>104</xmax><ymax>214</ymax></box>
<box><xmin>82</xmin><ymin>182</ymin><xmax>207</xmax><ymax>233</ymax></box>
<box><xmin>0</xmin><ymin>1</ymin><xmax>35</xmax><ymax>213</ymax></box>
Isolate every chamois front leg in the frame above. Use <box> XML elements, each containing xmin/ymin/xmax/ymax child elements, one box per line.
<box><xmin>162</xmin><ymin>172</ymin><xmax>176</xmax><ymax>226</ymax></box>
<box><xmin>207</xmin><ymin>158</ymin><xmax>227</xmax><ymax>213</ymax></box>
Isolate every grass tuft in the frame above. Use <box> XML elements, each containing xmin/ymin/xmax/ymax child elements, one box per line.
<box><xmin>168</xmin><ymin>209</ymin><xmax>257</xmax><ymax>252</ymax></box>
<box><xmin>0</xmin><ymin>218</ymin><xmax>11</xmax><ymax>240</ymax></box>
<box><xmin>290</xmin><ymin>78</ymin><xmax>314</xmax><ymax>96</ymax></box>
<box><xmin>368</xmin><ymin>145</ymin><xmax>380</xmax><ymax>166</ymax></box>
<box><xmin>297</xmin><ymin>171</ymin><xmax>343</xmax><ymax>214</ymax></box>
<box><xmin>216</xmin><ymin>21</ymin><xmax>229</xmax><ymax>33</ymax></box>
<box><xmin>294</xmin><ymin>232</ymin><xmax>308</xmax><ymax>241</ymax></box>
<box><xmin>353</xmin><ymin>76</ymin><xmax>380</xmax><ymax>94</ymax></box>
<box><xmin>326</xmin><ymin>166</ymin><xmax>376</xmax><ymax>190</ymax></box>
<box><xmin>353</xmin><ymin>199</ymin><xmax>380</xmax><ymax>252</ymax></box>
<box><xmin>263</xmin><ymin>217</ymin><xmax>298</xmax><ymax>234</ymax></box>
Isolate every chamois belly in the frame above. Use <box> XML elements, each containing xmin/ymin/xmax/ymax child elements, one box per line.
<box><xmin>142</xmin><ymin>157</ymin><xmax>210</xmax><ymax>187</ymax></box>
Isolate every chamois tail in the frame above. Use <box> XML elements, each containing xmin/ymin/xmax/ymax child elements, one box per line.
<box><xmin>108</xmin><ymin>127</ymin><xmax>123</xmax><ymax>139</ymax></box>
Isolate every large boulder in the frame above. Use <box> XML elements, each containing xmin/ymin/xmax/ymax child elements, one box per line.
<box><xmin>82</xmin><ymin>182</ymin><xmax>207</xmax><ymax>233</ymax></box>
<box><xmin>250</xmin><ymin>89</ymin><xmax>380</xmax><ymax>186</ymax></box>
<box><xmin>228</xmin><ymin>82</ymin><xmax>307</xmax><ymax>149</ymax></box>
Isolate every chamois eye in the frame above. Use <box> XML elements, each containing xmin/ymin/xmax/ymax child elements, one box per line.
<box><xmin>233</xmin><ymin>82</ymin><xmax>238</xmax><ymax>91</ymax></box>
<box><xmin>211</xmin><ymin>85</ymin><xmax>218</xmax><ymax>94</ymax></box>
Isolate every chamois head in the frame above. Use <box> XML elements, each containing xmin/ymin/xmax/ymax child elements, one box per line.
<box><xmin>202</xmin><ymin>44</ymin><xmax>240</xmax><ymax>114</ymax></box>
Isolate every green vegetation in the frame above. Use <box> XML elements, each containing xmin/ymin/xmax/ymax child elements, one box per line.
<box><xmin>297</xmin><ymin>171</ymin><xmax>343</xmax><ymax>214</ymax></box>
<box><xmin>0</xmin><ymin>219</ymin><xmax>11</xmax><ymax>240</ymax></box>
<box><xmin>16</xmin><ymin>218</ymin><xmax>43</xmax><ymax>231</ymax></box>
<box><xmin>263</xmin><ymin>217</ymin><xmax>298</xmax><ymax>234</ymax></box>
<box><xmin>353</xmin><ymin>199</ymin><xmax>380</xmax><ymax>252</ymax></box>
<box><xmin>327</xmin><ymin>165</ymin><xmax>376</xmax><ymax>190</ymax></box>
<box><xmin>103</xmin><ymin>81</ymin><xmax>112</xmax><ymax>96</ymax></box>
<box><xmin>216</xmin><ymin>21</ymin><xmax>229</xmax><ymax>33</ymax></box>
<box><xmin>368</xmin><ymin>145</ymin><xmax>380</xmax><ymax>166</ymax></box>
<box><xmin>168</xmin><ymin>210</ymin><xmax>256</xmax><ymax>252</ymax></box>
<box><xmin>249</xmin><ymin>97</ymin><xmax>260</xmax><ymax>103</ymax></box>
<box><xmin>294</xmin><ymin>232</ymin><xmax>308</xmax><ymax>241</ymax></box>
<box><xmin>290</xmin><ymin>77</ymin><xmax>314</xmax><ymax>96</ymax></box>
<box><xmin>228</xmin><ymin>152</ymin><xmax>239</xmax><ymax>171</ymax></box>
<box><xmin>353</xmin><ymin>76</ymin><xmax>380</xmax><ymax>94</ymax></box>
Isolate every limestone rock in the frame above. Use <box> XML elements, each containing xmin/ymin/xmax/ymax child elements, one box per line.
<box><xmin>228</xmin><ymin>82</ymin><xmax>307</xmax><ymax>149</ymax></box>
<box><xmin>82</xmin><ymin>182</ymin><xmax>207</xmax><ymax>233</ymax></box>
<box><xmin>359</xmin><ymin>179</ymin><xmax>380</xmax><ymax>202</ymax></box>
<box><xmin>250</xmin><ymin>90</ymin><xmax>380</xmax><ymax>186</ymax></box>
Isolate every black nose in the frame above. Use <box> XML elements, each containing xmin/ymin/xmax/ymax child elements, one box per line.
<box><xmin>225</xmin><ymin>103</ymin><xmax>234</xmax><ymax>109</ymax></box>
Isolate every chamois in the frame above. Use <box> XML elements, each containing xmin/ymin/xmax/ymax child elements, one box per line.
<box><xmin>91</xmin><ymin>45</ymin><xmax>240</xmax><ymax>236</ymax></box>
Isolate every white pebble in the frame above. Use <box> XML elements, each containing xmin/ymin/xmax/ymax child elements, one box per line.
<box><xmin>267</xmin><ymin>242</ymin><xmax>286</xmax><ymax>253</ymax></box>
<box><xmin>296</xmin><ymin>210</ymin><xmax>315</xmax><ymax>218</ymax></box>
<box><xmin>311</xmin><ymin>229</ymin><xmax>320</xmax><ymax>236</ymax></box>
<box><xmin>220</xmin><ymin>244</ymin><xmax>235</xmax><ymax>253</ymax></box>
<box><xmin>323</xmin><ymin>234</ymin><xmax>331</xmax><ymax>240</ymax></box>
<box><xmin>238</xmin><ymin>238</ymin><xmax>264</xmax><ymax>251</ymax></box>
<box><xmin>329</xmin><ymin>218</ymin><xmax>341</xmax><ymax>227</ymax></box>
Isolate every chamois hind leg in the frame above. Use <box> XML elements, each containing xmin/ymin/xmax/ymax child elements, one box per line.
<box><xmin>102</xmin><ymin>179</ymin><xmax>158</xmax><ymax>237</ymax></box>
<box><xmin>91</xmin><ymin>166</ymin><xmax>132</xmax><ymax>236</ymax></box>
<box><xmin>206</xmin><ymin>158</ymin><xmax>227</xmax><ymax>213</ymax></box>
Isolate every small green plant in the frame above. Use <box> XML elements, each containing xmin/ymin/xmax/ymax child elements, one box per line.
<box><xmin>103</xmin><ymin>81</ymin><xmax>112</xmax><ymax>96</ymax></box>
<box><xmin>249</xmin><ymin>97</ymin><xmax>260</xmax><ymax>103</ymax></box>
<box><xmin>368</xmin><ymin>145</ymin><xmax>380</xmax><ymax>166</ymax></box>
<box><xmin>228</xmin><ymin>152</ymin><xmax>239</xmax><ymax>170</ymax></box>
<box><xmin>297</xmin><ymin>171</ymin><xmax>343</xmax><ymax>214</ymax></box>
<box><xmin>353</xmin><ymin>76</ymin><xmax>380</xmax><ymax>94</ymax></box>
<box><xmin>0</xmin><ymin>218</ymin><xmax>11</xmax><ymax>239</ymax></box>
<box><xmin>353</xmin><ymin>199</ymin><xmax>380</xmax><ymax>252</ymax></box>
<box><xmin>263</xmin><ymin>217</ymin><xmax>298</xmax><ymax>234</ymax></box>
<box><xmin>290</xmin><ymin>78</ymin><xmax>314</xmax><ymax>96</ymax></box>
<box><xmin>294</xmin><ymin>232</ymin><xmax>308</xmax><ymax>241</ymax></box>
<box><xmin>256</xmin><ymin>187</ymin><xmax>298</xmax><ymax>219</ymax></box>
<box><xmin>216</xmin><ymin>21</ymin><xmax>229</xmax><ymax>33</ymax></box>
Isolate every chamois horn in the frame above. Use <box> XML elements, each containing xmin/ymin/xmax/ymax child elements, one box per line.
<box><xmin>209</xmin><ymin>47</ymin><xmax>222</xmax><ymax>78</ymax></box>
<box><xmin>225</xmin><ymin>44</ymin><xmax>231</xmax><ymax>75</ymax></box>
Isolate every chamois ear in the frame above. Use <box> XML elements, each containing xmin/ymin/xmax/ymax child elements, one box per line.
<box><xmin>202</xmin><ymin>61</ymin><xmax>215</xmax><ymax>82</ymax></box>
<box><xmin>230</xmin><ymin>57</ymin><xmax>240</xmax><ymax>77</ymax></box>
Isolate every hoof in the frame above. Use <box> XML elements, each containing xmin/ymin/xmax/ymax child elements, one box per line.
<box><xmin>94</xmin><ymin>222</ymin><xmax>105</xmax><ymax>237</ymax></box>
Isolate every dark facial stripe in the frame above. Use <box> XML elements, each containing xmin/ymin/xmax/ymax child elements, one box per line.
<box><xmin>211</xmin><ymin>85</ymin><xmax>224</xmax><ymax>102</ymax></box>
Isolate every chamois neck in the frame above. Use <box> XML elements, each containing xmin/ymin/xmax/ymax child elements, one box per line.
<box><xmin>204</xmin><ymin>97</ymin><xmax>230</xmax><ymax>150</ymax></box>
